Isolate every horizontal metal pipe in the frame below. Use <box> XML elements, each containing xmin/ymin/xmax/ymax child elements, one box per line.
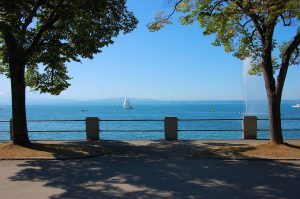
<box><xmin>100</xmin><ymin>119</ymin><xmax>164</xmax><ymax>122</ymax></box>
<box><xmin>258</xmin><ymin>129</ymin><xmax>300</xmax><ymax>132</ymax></box>
<box><xmin>179</xmin><ymin>119</ymin><xmax>243</xmax><ymax>121</ymax></box>
<box><xmin>28</xmin><ymin>120</ymin><xmax>85</xmax><ymax>122</ymax></box>
<box><xmin>2</xmin><ymin>129</ymin><xmax>298</xmax><ymax>133</ymax></box>
<box><xmin>178</xmin><ymin>129</ymin><xmax>243</xmax><ymax>132</ymax></box>
<box><xmin>100</xmin><ymin>130</ymin><xmax>163</xmax><ymax>132</ymax></box>
<box><xmin>1</xmin><ymin>118</ymin><xmax>300</xmax><ymax>122</ymax></box>
<box><xmin>28</xmin><ymin>130</ymin><xmax>85</xmax><ymax>133</ymax></box>
<box><xmin>6</xmin><ymin>129</ymin><xmax>300</xmax><ymax>132</ymax></box>
<box><xmin>257</xmin><ymin>118</ymin><xmax>300</xmax><ymax>121</ymax></box>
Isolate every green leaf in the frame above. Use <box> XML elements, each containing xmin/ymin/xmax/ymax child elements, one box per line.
<box><xmin>1</xmin><ymin>0</ymin><xmax>138</xmax><ymax>95</ymax></box>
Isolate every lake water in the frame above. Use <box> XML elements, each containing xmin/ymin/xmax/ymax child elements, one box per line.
<box><xmin>0</xmin><ymin>101</ymin><xmax>300</xmax><ymax>140</ymax></box>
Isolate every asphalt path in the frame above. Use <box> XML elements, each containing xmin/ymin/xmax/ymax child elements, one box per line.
<box><xmin>1</xmin><ymin>140</ymin><xmax>300</xmax><ymax>199</ymax></box>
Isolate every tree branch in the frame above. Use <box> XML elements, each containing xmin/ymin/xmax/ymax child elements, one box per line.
<box><xmin>0</xmin><ymin>21</ymin><xmax>13</xmax><ymax>35</ymax></box>
<box><xmin>232</xmin><ymin>0</ymin><xmax>264</xmax><ymax>40</ymax></box>
<box><xmin>20</xmin><ymin>0</ymin><xmax>45</xmax><ymax>46</ymax></box>
<box><xmin>281</xmin><ymin>30</ymin><xmax>300</xmax><ymax>68</ymax></box>
<box><xmin>21</xmin><ymin>0</ymin><xmax>44</xmax><ymax>32</ymax></box>
<box><xmin>0</xmin><ymin>22</ymin><xmax>20</xmax><ymax>51</ymax></box>
<box><xmin>164</xmin><ymin>0</ymin><xmax>184</xmax><ymax>21</ymax></box>
<box><xmin>25</xmin><ymin>13</ymin><xmax>59</xmax><ymax>58</ymax></box>
<box><xmin>239</xmin><ymin>19</ymin><xmax>251</xmax><ymax>28</ymax></box>
<box><xmin>24</xmin><ymin>0</ymin><xmax>64</xmax><ymax>59</ymax></box>
<box><xmin>247</xmin><ymin>29</ymin><xmax>258</xmax><ymax>50</ymax></box>
<box><xmin>276</xmin><ymin>30</ymin><xmax>300</xmax><ymax>99</ymax></box>
<box><xmin>0</xmin><ymin>22</ymin><xmax>24</xmax><ymax>68</ymax></box>
<box><xmin>293</xmin><ymin>46</ymin><xmax>299</xmax><ymax>61</ymax></box>
<box><xmin>209</xmin><ymin>1</ymin><xmax>225</xmax><ymax>15</ymax></box>
<box><xmin>279</xmin><ymin>14</ymin><xmax>291</xmax><ymax>27</ymax></box>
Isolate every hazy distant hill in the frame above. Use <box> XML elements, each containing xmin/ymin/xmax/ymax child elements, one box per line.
<box><xmin>0</xmin><ymin>97</ymin><xmax>164</xmax><ymax>105</ymax></box>
<box><xmin>0</xmin><ymin>96</ymin><xmax>298</xmax><ymax>106</ymax></box>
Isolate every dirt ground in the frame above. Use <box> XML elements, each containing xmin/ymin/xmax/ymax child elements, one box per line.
<box><xmin>191</xmin><ymin>142</ymin><xmax>300</xmax><ymax>159</ymax></box>
<box><xmin>1</xmin><ymin>140</ymin><xmax>300</xmax><ymax>159</ymax></box>
<box><xmin>0</xmin><ymin>141</ymin><xmax>110</xmax><ymax>159</ymax></box>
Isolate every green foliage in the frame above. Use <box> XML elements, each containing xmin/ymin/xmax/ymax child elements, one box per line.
<box><xmin>148</xmin><ymin>11</ymin><xmax>173</xmax><ymax>32</ymax></box>
<box><xmin>279</xmin><ymin>42</ymin><xmax>300</xmax><ymax>66</ymax></box>
<box><xmin>0</xmin><ymin>0</ymin><xmax>137</xmax><ymax>94</ymax></box>
<box><xmin>26</xmin><ymin>63</ymin><xmax>71</xmax><ymax>95</ymax></box>
<box><xmin>248</xmin><ymin>57</ymin><xmax>278</xmax><ymax>75</ymax></box>
<box><xmin>149</xmin><ymin>0</ymin><xmax>300</xmax><ymax>75</ymax></box>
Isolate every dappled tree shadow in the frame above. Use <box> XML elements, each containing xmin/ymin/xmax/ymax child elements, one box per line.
<box><xmin>284</xmin><ymin>143</ymin><xmax>300</xmax><ymax>150</ymax></box>
<box><xmin>24</xmin><ymin>141</ymin><xmax>109</xmax><ymax>158</ymax></box>
<box><xmin>0</xmin><ymin>141</ymin><xmax>109</xmax><ymax>159</ymax></box>
<box><xmin>190</xmin><ymin>142</ymin><xmax>257</xmax><ymax>159</ymax></box>
<box><xmin>9</xmin><ymin>141</ymin><xmax>300</xmax><ymax>198</ymax></box>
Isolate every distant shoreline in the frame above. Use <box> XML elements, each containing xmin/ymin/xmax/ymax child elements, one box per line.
<box><xmin>0</xmin><ymin>99</ymin><xmax>299</xmax><ymax>106</ymax></box>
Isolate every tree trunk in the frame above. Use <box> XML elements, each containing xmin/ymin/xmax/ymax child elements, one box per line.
<box><xmin>10</xmin><ymin>61</ymin><xmax>30</xmax><ymax>145</ymax></box>
<box><xmin>262</xmin><ymin>37</ymin><xmax>284</xmax><ymax>145</ymax></box>
<box><xmin>266</xmin><ymin>91</ymin><xmax>283</xmax><ymax>144</ymax></box>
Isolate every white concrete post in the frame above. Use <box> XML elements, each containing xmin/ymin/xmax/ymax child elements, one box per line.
<box><xmin>86</xmin><ymin>117</ymin><xmax>99</xmax><ymax>140</ymax></box>
<box><xmin>164</xmin><ymin>117</ymin><xmax>178</xmax><ymax>141</ymax></box>
<box><xmin>243</xmin><ymin>116</ymin><xmax>257</xmax><ymax>139</ymax></box>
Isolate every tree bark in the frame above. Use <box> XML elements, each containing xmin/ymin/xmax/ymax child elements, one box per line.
<box><xmin>262</xmin><ymin>37</ymin><xmax>284</xmax><ymax>145</ymax></box>
<box><xmin>9</xmin><ymin>61</ymin><xmax>30</xmax><ymax>145</ymax></box>
<box><xmin>267</xmin><ymin>91</ymin><xmax>283</xmax><ymax>144</ymax></box>
<box><xmin>3</xmin><ymin>28</ymin><xmax>30</xmax><ymax>145</ymax></box>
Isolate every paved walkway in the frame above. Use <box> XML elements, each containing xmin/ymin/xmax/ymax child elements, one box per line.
<box><xmin>1</xmin><ymin>140</ymin><xmax>300</xmax><ymax>199</ymax></box>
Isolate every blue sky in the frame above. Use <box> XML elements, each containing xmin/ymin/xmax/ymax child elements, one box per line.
<box><xmin>0</xmin><ymin>0</ymin><xmax>299</xmax><ymax>104</ymax></box>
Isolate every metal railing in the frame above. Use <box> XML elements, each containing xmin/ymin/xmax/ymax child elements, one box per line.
<box><xmin>99</xmin><ymin>119</ymin><xmax>164</xmax><ymax>133</ymax></box>
<box><xmin>257</xmin><ymin>117</ymin><xmax>300</xmax><ymax>132</ymax></box>
<box><xmin>0</xmin><ymin>116</ymin><xmax>300</xmax><ymax>140</ymax></box>
<box><xmin>178</xmin><ymin>118</ymin><xmax>243</xmax><ymax>132</ymax></box>
<box><xmin>0</xmin><ymin>120</ymin><xmax>9</xmax><ymax>133</ymax></box>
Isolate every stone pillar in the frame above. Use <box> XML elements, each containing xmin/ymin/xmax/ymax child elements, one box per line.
<box><xmin>164</xmin><ymin>117</ymin><xmax>178</xmax><ymax>141</ymax></box>
<box><xmin>243</xmin><ymin>116</ymin><xmax>257</xmax><ymax>139</ymax></box>
<box><xmin>86</xmin><ymin>117</ymin><xmax>99</xmax><ymax>141</ymax></box>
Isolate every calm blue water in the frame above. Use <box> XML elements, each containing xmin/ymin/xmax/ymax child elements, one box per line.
<box><xmin>0</xmin><ymin>101</ymin><xmax>300</xmax><ymax>140</ymax></box>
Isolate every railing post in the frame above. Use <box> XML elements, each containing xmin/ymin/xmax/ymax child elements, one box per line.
<box><xmin>164</xmin><ymin>117</ymin><xmax>178</xmax><ymax>141</ymax></box>
<box><xmin>86</xmin><ymin>117</ymin><xmax>99</xmax><ymax>141</ymax></box>
<box><xmin>243</xmin><ymin>116</ymin><xmax>257</xmax><ymax>139</ymax></box>
<box><xmin>9</xmin><ymin>119</ymin><xmax>13</xmax><ymax>141</ymax></box>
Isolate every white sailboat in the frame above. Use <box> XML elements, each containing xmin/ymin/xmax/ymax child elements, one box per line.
<box><xmin>123</xmin><ymin>94</ymin><xmax>133</xmax><ymax>109</ymax></box>
<box><xmin>292</xmin><ymin>104</ymin><xmax>300</xmax><ymax>108</ymax></box>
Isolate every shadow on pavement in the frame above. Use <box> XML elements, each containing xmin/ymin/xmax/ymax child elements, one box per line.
<box><xmin>9</xmin><ymin>141</ymin><xmax>300</xmax><ymax>199</ymax></box>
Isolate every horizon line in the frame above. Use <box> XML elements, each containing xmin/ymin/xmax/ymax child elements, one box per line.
<box><xmin>0</xmin><ymin>98</ymin><xmax>299</xmax><ymax>106</ymax></box>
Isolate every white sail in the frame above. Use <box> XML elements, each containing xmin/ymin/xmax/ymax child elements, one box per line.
<box><xmin>123</xmin><ymin>94</ymin><xmax>133</xmax><ymax>109</ymax></box>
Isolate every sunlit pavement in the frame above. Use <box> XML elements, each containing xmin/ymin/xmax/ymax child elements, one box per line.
<box><xmin>1</xmin><ymin>140</ymin><xmax>300</xmax><ymax>199</ymax></box>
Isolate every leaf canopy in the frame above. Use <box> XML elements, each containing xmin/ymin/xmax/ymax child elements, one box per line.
<box><xmin>0</xmin><ymin>0</ymin><xmax>137</xmax><ymax>94</ymax></box>
<box><xmin>148</xmin><ymin>0</ymin><xmax>300</xmax><ymax>75</ymax></box>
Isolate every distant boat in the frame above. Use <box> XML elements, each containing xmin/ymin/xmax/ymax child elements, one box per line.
<box><xmin>292</xmin><ymin>104</ymin><xmax>300</xmax><ymax>108</ymax></box>
<box><xmin>81</xmin><ymin>109</ymin><xmax>88</xmax><ymax>112</ymax></box>
<box><xmin>123</xmin><ymin>94</ymin><xmax>133</xmax><ymax>109</ymax></box>
<box><xmin>211</xmin><ymin>108</ymin><xmax>215</xmax><ymax>112</ymax></box>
